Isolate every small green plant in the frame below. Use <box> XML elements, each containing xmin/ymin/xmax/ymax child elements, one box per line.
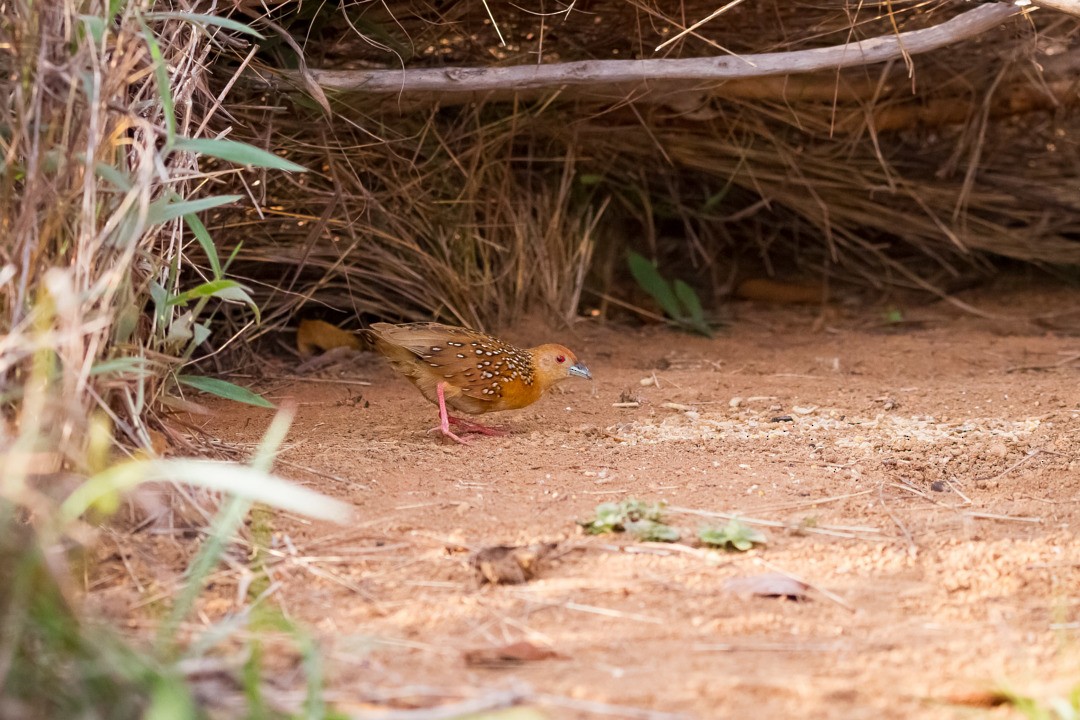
<box><xmin>883</xmin><ymin>308</ymin><xmax>905</xmax><ymax>324</ymax></box>
<box><xmin>580</xmin><ymin>499</ymin><xmax>681</xmax><ymax>542</ymax></box>
<box><xmin>996</xmin><ymin>685</ymin><xmax>1080</xmax><ymax>720</ymax></box>
<box><xmin>627</xmin><ymin>251</ymin><xmax>712</xmax><ymax>337</ymax></box>
<box><xmin>698</xmin><ymin>519</ymin><xmax>767</xmax><ymax>551</ymax></box>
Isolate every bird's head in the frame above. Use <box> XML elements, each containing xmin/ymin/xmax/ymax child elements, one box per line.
<box><xmin>531</xmin><ymin>344</ymin><xmax>592</xmax><ymax>389</ymax></box>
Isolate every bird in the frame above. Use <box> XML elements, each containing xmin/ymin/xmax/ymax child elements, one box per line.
<box><xmin>362</xmin><ymin>322</ymin><xmax>592</xmax><ymax>444</ymax></box>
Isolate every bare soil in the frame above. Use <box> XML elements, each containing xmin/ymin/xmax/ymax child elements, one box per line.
<box><xmin>93</xmin><ymin>284</ymin><xmax>1080</xmax><ymax>718</ymax></box>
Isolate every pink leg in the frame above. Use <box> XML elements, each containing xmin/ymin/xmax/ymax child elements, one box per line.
<box><xmin>433</xmin><ymin>383</ymin><xmax>470</xmax><ymax>445</ymax></box>
<box><xmin>448</xmin><ymin>416</ymin><xmax>509</xmax><ymax>437</ymax></box>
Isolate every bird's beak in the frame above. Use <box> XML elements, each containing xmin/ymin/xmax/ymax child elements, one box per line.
<box><xmin>568</xmin><ymin>362</ymin><xmax>592</xmax><ymax>380</ymax></box>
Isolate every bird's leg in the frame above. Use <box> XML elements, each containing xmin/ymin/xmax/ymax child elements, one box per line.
<box><xmin>434</xmin><ymin>382</ymin><xmax>470</xmax><ymax>445</ymax></box>
<box><xmin>448</xmin><ymin>416</ymin><xmax>510</xmax><ymax>437</ymax></box>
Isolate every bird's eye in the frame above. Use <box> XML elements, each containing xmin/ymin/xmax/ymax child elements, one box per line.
<box><xmin>556</xmin><ymin>355</ymin><xmax>566</xmax><ymax>364</ymax></box>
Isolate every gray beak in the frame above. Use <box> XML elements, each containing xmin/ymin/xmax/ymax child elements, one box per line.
<box><xmin>568</xmin><ymin>362</ymin><xmax>592</xmax><ymax>380</ymax></box>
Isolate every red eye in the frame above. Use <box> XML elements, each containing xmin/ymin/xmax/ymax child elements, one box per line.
<box><xmin>556</xmin><ymin>355</ymin><xmax>566</xmax><ymax>364</ymax></box>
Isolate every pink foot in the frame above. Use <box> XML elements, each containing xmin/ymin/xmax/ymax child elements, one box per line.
<box><xmin>433</xmin><ymin>382</ymin><xmax>471</xmax><ymax>445</ymax></box>
<box><xmin>449</xmin><ymin>416</ymin><xmax>510</xmax><ymax>437</ymax></box>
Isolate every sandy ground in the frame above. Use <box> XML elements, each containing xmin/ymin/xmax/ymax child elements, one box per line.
<box><xmin>92</xmin><ymin>283</ymin><xmax>1080</xmax><ymax>718</ymax></box>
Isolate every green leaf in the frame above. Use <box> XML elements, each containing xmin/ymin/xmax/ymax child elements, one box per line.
<box><xmin>167</xmin><ymin>278</ymin><xmax>244</xmax><ymax>306</ymax></box>
<box><xmin>149</xmin><ymin>279</ymin><xmax>168</xmax><ymax>320</ymax></box>
<box><xmin>242</xmin><ymin>642</ymin><xmax>267</xmax><ymax>716</ymax></box>
<box><xmin>673</xmin><ymin>280</ymin><xmax>704</xmax><ymax>322</ymax></box>
<box><xmin>673</xmin><ymin>279</ymin><xmax>713</xmax><ymax>337</ymax></box>
<box><xmin>182</xmin><ymin>212</ymin><xmax>222</xmax><ymax>279</ymax></box>
<box><xmin>78</xmin><ymin>15</ymin><xmax>107</xmax><ymax>44</ymax></box>
<box><xmin>167</xmin><ymin>279</ymin><xmax>260</xmax><ymax>323</ymax></box>
<box><xmin>92</xmin><ymin>162</ymin><xmax>132</xmax><ymax>191</ymax></box>
<box><xmin>90</xmin><ymin>357</ymin><xmax>153</xmax><ymax>377</ymax></box>
<box><xmin>113</xmin><ymin>303</ymin><xmax>140</xmax><ymax>344</ymax></box>
<box><xmin>139</xmin><ymin>19</ymin><xmax>175</xmax><ymax>145</ymax></box>
<box><xmin>192</xmin><ymin>322</ymin><xmax>211</xmax><ymax>347</ymax></box>
<box><xmin>143</xmin><ymin>12</ymin><xmax>266</xmax><ymax>39</ymax></box>
<box><xmin>177</xmin><ymin>375</ymin><xmax>274</xmax><ymax>408</ymax></box>
<box><xmin>145</xmin><ymin>675</ymin><xmax>196</xmax><ymax>720</ymax></box>
<box><xmin>579</xmin><ymin>498</ymin><xmax>669</xmax><ymax>536</ymax></box>
<box><xmin>627</xmin><ymin>252</ymin><xmax>682</xmax><ymax>321</ymax></box>
<box><xmin>703</xmin><ymin>186</ymin><xmax>730</xmax><ymax>211</ymax></box>
<box><xmin>172</xmin><ymin>137</ymin><xmax>307</xmax><ymax>172</ymax></box>
<box><xmin>578</xmin><ymin>174</ymin><xmax>605</xmax><ymax>186</ymax></box>
<box><xmin>625</xmin><ymin>520</ymin><xmax>681</xmax><ymax>542</ymax></box>
<box><xmin>147</xmin><ymin>194</ymin><xmax>241</xmax><ymax>224</ymax></box>
<box><xmin>698</xmin><ymin>520</ymin><xmax>767</xmax><ymax>552</ymax></box>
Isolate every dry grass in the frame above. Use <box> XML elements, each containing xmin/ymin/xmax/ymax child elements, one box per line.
<box><xmin>1</xmin><ymin>0</ymin><xmax>231</xmax><ymax>458</ymax></box>
<box><xmin>201</xmin><ymin>0</ymin><xmax>1080</xmax><ymax>337</ymax></box>
<box><xmin>0</xmin><ymin>1</ymin><xmax>309</xmax><ymax>716</ymax></box>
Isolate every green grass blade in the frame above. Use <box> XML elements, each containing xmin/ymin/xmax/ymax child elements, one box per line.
<box><xmin>147</xmin><ymin>194</ymin><xmax>241</xmax><ymax>224</ymax></box>
<box><xmin>673</xmin><ymin>279</ymin><xmax>713</xmax><ymax>337</ymax></box>
<box><xmin>166</xmin><ymin>279</ymin><xmax>259</xmax><ymax>325</ymax></box>
<box><xmin>90</xmin><ymin>356</ymin><xmax>153</xmax><ymax>377</ymax></box>
<box><xmin>627</xmin><ymin>252</ymin><xmax>682</xmax><ymax>321</ymax></box>
<box><xmin>145</xmin><ymin>674</ymin><xmax>197</xmax><ymax>720</ymax></box>
<box><xmin>77</xmin><ymin>14</ymin><xmax>106</xmax><ymax>44</ymax></box>
<box><xmin>92</xmin><ymin>162</ymin><xmax>132</xmax><ymax>191</ymax></box>
<box><xmin>138</xmin><ymin>18</ymin><xmax>175</xmax><ymax>146</ymax></box>
<box><xmin>177</xmin><ymin>375</ymin><xmax>274</xmax><ymax>408</ymax></box>
<box><xmin>143</xmin><ymin>12</ymin><xmax>266</xmax><ymax>39</ymax></box>
<box><xmin>60</xmin><ymin>459</ymin><xmax>354</xmax><ymax>526</ymax></box>
<box><xmin>182</xmin><ymin>212</ymin><xmax>222</xmax><ymax>279</ymax></box>
<box><xmin>172</xmin><ymin>137</ymin><xmax>307</xmax><ymax>172</ymax></box>
<box><xmin>158</xmin><ymin>494</ymin><xmax>251</xmax><ymax>656</ymax></box>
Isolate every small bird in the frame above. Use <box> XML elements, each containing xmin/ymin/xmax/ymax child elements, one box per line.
<box><xmin>363</xmin><ymin>322</ymin><xmax>592</xmax><ymax>444</ymax></box>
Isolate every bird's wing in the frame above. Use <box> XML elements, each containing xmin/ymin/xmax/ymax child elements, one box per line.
<box><xmin>367</xmin><ymin>323</ymin><xmax>510</xmax><ymax>405</ymax></box>
<box><xmin>367</xmin><ymin>322</ymin><xmax>489</xmax><ymax>358</ymax></box>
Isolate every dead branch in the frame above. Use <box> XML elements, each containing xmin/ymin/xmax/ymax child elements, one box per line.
<box><xmin>273</xmin><ymin>3</ymin><xmax>1023</xmax><ymax>102</ymax></box>
<box><xmin>1031</xmin><ymin>0</ymin><xmax>1080</xmax><ymax>18</ymax></box>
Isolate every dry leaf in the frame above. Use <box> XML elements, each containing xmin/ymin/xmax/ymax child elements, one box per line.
<box><xmin>735</xmin><ymin>278</ymin><xmax>824</xmax><ymax>305</ymax></box>
<box><xmin>147</xmin><ymin>428</ymin><xmax>170</xmax><ymax>456</ymax></box>
<box><xmin>471</xmin><ymin>543</ymin><xmax>557</xmax><ymax>585</ymax></box>
<box><xmin>944</xmin><ymin>690</ymin><xmax>1010</xmax><ymax>708</ymax></box>
<box><xmin>723</xmin><ymin>572</ymin><xmax>809</xmax><ymax>600</ymax></box>
<box><xmin>296</xmin><ymin>318</ymin><xmax>361</xmax><ymax>355</ymax></box>
<box><xmin>463</xmin><ymin>640</ymin><xmax>561</xmax><ymax>667</ymax></box>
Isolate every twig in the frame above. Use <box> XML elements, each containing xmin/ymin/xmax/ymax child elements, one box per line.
<box><xmin>668</xmin><ymin>505</ymin><xmax>884</xmax><ymax>539</ymax></box>
<box><xmin>508</xmin><ymin>591</ymin><xmax>665</xmax><ymax>624</ymax></box>
<box><xmin>694</xmin><ymin>640</ymin><xmax>843</xmax><ymax>652</ymax></box>
<box><xmin>274</xmin><ymin>458</ymin><xmax>371</xmax><ymax>490</ymax></box>
<box><xmin>347</xmin><ymin>687</ymin><xmax>529</xmax><ymax>719</ymax></box>
<box><xmin>562</xmin><ymin>601</ymin><xmax>664</xmax><ymax>624</ymax></box>
<box><xmin>231</xmin><ymin>373</ymin><xmax>373</xmax><ymax>386</ymax></box>
<box><xmin>655</xmin><ymin>0</ymin><xmax>752</xmax><ymax>52</ymax></box>
<box><xmin>876</xmin><ymin>482</ymin><xmax>917</xmax><ymax>556</ymax></box>
<box><xmin>534</xmin><ymin>693</ymin><xmax>692</xmax><ymax>720</ymax></box>
<box><xmin>972</xmin><ymin>448</ymin><xmax>1047</xmax><ymax>483</ymax></box>
<box><xmin>1004</xmin><ymin>352</ymin><xmax>1080</xmax><ymax>373</ymax></box>
<box><xmin>944</xmin><ymin>479</ymin><xmax>973</xmax><ymax>506</ymax></box>
<box><xmin>745</xmin><ymin>489</ymin><xmax>873</xmax><ymax>513</ymax></box>
<box><xmin>963</xmin><ymin>511</ymin><xmax>1042</xmax><ymax>524</ymax></box>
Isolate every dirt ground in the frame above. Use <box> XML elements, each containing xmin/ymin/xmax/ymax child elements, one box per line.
<box><xmin>93</xmin><ymin>282</ymin><xmax>1080</xmax><ymax>718</ymax></box>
